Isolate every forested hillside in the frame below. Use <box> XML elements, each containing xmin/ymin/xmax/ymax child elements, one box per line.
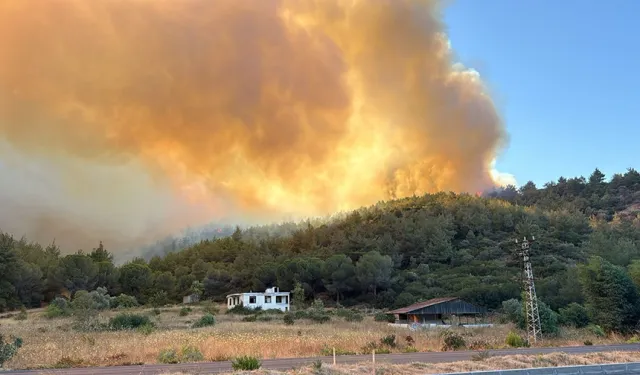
<box><xmin>2</xmin><ymin>168</ymin><xmax>639</xmax><ymax>322</ymax></box>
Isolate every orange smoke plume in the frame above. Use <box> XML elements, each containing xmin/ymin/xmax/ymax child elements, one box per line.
<box><xmin>0</xmin><ymin>0</ymin><xmax>509</xmax><ymax>251</ymax></box>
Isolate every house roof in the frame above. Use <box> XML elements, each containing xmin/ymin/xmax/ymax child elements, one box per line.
<box><xmin>388</xmin><ymin>297</ymin><xmax>459</xmax><ymax>314</ymax></box>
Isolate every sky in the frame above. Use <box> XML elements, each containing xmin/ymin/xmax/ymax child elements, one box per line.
<box><xmin>444</xmin><ymin>0</ymin><xmax>640</xmax><ymax>187</ymax></box>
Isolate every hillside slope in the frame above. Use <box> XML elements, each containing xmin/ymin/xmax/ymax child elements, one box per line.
<box><xmin>1</xmin><ymin>168</ymin><xmax>638</xmax><ymax>314</ymax></box>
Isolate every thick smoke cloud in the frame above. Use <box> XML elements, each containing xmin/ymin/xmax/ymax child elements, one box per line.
<box><xmin>0</xmin><ymin>0</ymin><xmax>510</xmax><ymax>252</ymax></box>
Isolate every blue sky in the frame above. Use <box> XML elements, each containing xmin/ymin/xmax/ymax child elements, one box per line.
<box><xmin>443</xmin><ymin>0</ymin><xmax>639</xmax><ymax>187</ymax></box>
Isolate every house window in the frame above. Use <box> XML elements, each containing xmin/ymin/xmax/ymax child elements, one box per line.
<box><xmin>265</xmin><ymin>296</ymin><xmax>272</xmax><ymax>303</ymax></box>
<box><xmin>249</xmin><ymin>296</ymin><xmax>256</xmax><ymax>304</ymax></box>
<box><xmin>284</xmin><ymin>296</ymin><xmax>288</xmax><ymax>304</ymax></box>
<box><xmin>276</xmin><ymin>296</ymin><xmax>282</xmax><ymax>303</ymax></box>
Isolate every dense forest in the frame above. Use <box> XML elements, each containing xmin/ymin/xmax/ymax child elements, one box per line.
<box><xmin>1</xmin><ymin>168</ymin><xmax>639</xmax><ymax>330</ymax></box>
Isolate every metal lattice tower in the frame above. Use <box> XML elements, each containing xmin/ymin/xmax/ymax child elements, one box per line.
<box><xmin>516</xmin><ymin>236</ymin><xmax>541</xmax><ymax>343</ymax></box>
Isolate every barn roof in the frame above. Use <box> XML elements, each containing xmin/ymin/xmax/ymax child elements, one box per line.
<box><xmin>388</xmin><ymin>297</ymin><xmax>460</xmax><ymax>314</ymax></box>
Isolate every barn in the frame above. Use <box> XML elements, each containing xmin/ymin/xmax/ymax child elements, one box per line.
<box><xmin>388</xmin><ymin>297</ymin><xmax>489</xmax><ymax>327</ymax></box>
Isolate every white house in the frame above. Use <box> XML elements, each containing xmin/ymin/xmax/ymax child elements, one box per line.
<box><xmin>226</xmin><ymin>287</ymin><xmax>291</xmax><ymax>312</ymax></box>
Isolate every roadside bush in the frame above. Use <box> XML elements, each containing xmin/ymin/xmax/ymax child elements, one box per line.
<box><xmin>109</xmin><ymin>313</ymin><xmax>153</xmax><ymax>330</ymax></box>
<box><xmin>231</xmin><ymin>355</ymin><xmax>261</xmax><ymax>371</ymax></box>
<box><xmin>0</xmin><ymin>334</ymin><xmax>23</xmax><ymax>367</ymax></box>
<box><xmin>441</xmin><ymin>330</ymin><xmax>466</xmax><ymax>351</ymax></box>
<box><xmin>110</xmin><ymin>294</ymin><xmax>139</xmax><ymax>309</ymax></box>
<box><xmin>283</xmin><ymin>313</ymin><xmax>295</xmax><ymax>325</ymax></box>
<box><xmin>501</xmin><ymin>299</ymin><xmax>523</xmax><ymax>325</ymax></box>
<box><xmin>380</xmin><ymin>334</ymin><xmax>397</xmax><ymax>348</ymax></box>
<box><xmin>559</xmin><ymin>303</ymin><xmax>590</xmax><ymax>328</ymax></box>
<box><xmin>157</xmin><ymin>349</ymin><xmax>179</xmax><ymax>364</ymax></box>
<box><xmin>179</xmin><ymin>307</ymin><xmax>192</xmax><ymax>317</ymax></box>
<box><xmin>192</xmin><ymin>313</ymin><xmax>216</xmax><ymax>328</ymax></box>
<box><xmin>587</xmin><ymin>324</ymin><xmax>606</xmax><ymax>337</ymax></box>
<box><xmin>374</xmin><ymin>313</ymin><xmax>395</xmax><ymax>323</ymax></box>
<box><xmin>502</xmin><ymin>298</ymin><xmax>559</xmax><ymax>336</ymax></box>
<box><xmin>180</xmin><ymin>345</ymin><xmax>204</xmax><ymax>362</ymax></box>
<box><xmin>505</xmin><ymin>331</ymin><xmax>528</xmax><ymax>348</ymax></box>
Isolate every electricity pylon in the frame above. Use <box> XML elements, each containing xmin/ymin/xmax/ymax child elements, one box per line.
<box><xmin>516</xmin><ymin>236</ymin><xmax>541</xmax><ymax>343</ymax></box>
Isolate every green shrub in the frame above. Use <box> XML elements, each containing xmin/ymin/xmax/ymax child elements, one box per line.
<box><xmin>374</xmin><ymin>313</ymin><xmax>395</xmax><ymax>323</ymax></box>
<box><xmin>45</xmin><ymin>298</ymin><xmax>71</xmax><ymax>319</ymax></box>
<box><xmin>109</xmin><ymin>313</ymin><xmax>153</xmax><ymax>330</ymax></box>
<box><xmin>441</xmin><ymin>330</ymin><xmax>466</xmax><ymax>351</ymax></box>
<box><xmin>505</xmin><ymin>331</ymin><xmax>528</xmax><ymax>348</ymax></box>
<box><xmin>179</xmin><ymin>307</ymin><xmax>192</xmax><ymax>317</ymax></box>
<box><xmin>380</xmin><ymin>334</ymin><xmax>397</xmax><ymax>348</ymax></box>
<box><xmin>110</xmin><ymin>294</ymin><xmax>139</xmax><ymax>309</ymax></box>
<box><xmin>71</xmin><ymin>288</ymin><xmax>111</xmax><ymax>311</ymax></box>
<box><xmin>559</xmin><ymin>303</ymin><xmax>590</xmax><ymax>328</ymax></box>
<box><xmin>309</xmin><ymin>313</ymin><xmax>330</xmax><ymax>323</ymax></box>
<box><xmin>587</xmin><ymin>324</ymin><xmax>606</xmax><ymax>337</ymax></box>
<box><xmin>192</xmin><ymin>313</ymin><xmax>216</xmax><ymax>328</ymax></box>
<box><xmin>337</xmin><ymin>309</ymin><xmax>364</xmax><ymax>322</ymax></box>
<box><xmin>0</xmin><ymin>334</ymin><xmax>23</xmax><ymax>367</ymax></box>
<box><xmin>226</xmin><ymin>305</ymin><xmax>255</xmax><ymax>315</ymax></box>
<box><xmin>263</xmin><ymin>308</ymin><xmax>284</xmax><ymax>315</ymax></box>
<box><xmin>501</xmin><ymin>299</ymin><xmax>523</xmax><ymax>325</ymax></box>
<box><xmin>403</xmin><ymin>346</ymin><xmax>418</xmax><ymax>353</ymax></box>
<box><xmin>283</xmin><ymin>313</ymin><xmax>295</xmax><ymax>325</ymax></box>
<box><xmin>157</xmin><ymin>348</ymin><xmax>179</xmax><ymax>364</ymax></box>
<box><xmin>180</xmin><ymin>345</ymin><xmax>204</xmax><ymax>362</ymax></box>
<box><xmin>256</xmin><ymin>315</ymin><xmax>273</xmax><ymax>322</ymax></box>
<box><xmin>231</xmin><ymin>355</ymin><xmax>261</xmax><ymax>371</ymax></box>
<box><xmin>137</xmin><ymin>323</ymin><xmax>156</xmax><ymax>335</ymax></box>
<box><xmin>584</xmin><ymin>340</ymin><xmax>593</xmax><ymax>346</ymax></box>
<box><xmin>147</xmin><ymin>291</ymin><xmax>169</xmax><ymax>308</ymax></box>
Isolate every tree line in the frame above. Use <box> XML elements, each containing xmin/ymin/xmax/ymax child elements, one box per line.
<box><xmin>1</xmin><ymin>168</ymin><xmax>639</xmax><ymax>331</ymax></box>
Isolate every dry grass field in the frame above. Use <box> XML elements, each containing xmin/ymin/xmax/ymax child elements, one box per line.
<box><xmin>157</xmin><ymin>352</ymin><xmax>640</xmax><ymax>375</ymax></box>
<box><xmin>0</xmin><ymin>305</ymin><xmax>626</xmax><ymax>370</ymax></box>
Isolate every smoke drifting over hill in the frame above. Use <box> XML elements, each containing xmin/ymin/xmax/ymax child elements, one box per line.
<box><xmin>0</xmin><ymin>0</ymin><xmax>511</xmax><ymax>252</ymax></box>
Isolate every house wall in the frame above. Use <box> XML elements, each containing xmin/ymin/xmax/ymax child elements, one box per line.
<box><xmin>242</xmin><ymin>292</ymin><xmax>290</xmax><ymax>312</ymax></box>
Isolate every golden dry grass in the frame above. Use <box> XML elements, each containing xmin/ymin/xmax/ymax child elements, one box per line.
<box><xmin>0</xmin><ymin>306</ymin><xmax>623</xmax><ymax>370</ymax></box>
<box><xmin>159</xmin><ymin>352</ymin><xmax>640</xmax><ymax>375</ymax></box>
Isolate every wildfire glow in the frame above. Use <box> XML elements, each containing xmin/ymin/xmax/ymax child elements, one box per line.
<box><xmin>0</xmin><ymin>0</ymin><xmax>513</xmax><ymax>250</ymax></box>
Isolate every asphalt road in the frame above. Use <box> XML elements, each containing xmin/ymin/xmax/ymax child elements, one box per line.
<box><xmin>5</xmin><ymin>343</ymin><xmax>640</xmax><ymax>375</ymax></box>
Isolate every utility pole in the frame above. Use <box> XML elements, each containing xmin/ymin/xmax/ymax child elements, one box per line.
<box><xmin>516</xmin><ymin>236</ymin><xmax>541</xmax><ymax>343</ymax></box>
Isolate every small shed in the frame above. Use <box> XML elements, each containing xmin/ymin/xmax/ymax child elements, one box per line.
<box><xmin>183</xmin><ymin>294</ymin><xmax>200</xmax><ymax>304</ymax></box>
<box><xmin>388</xmin><ymin>297</ymin><xmax>487</xmax><ymax>326</ymax></box>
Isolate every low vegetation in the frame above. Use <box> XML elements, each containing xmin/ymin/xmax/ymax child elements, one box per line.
<box><xmin>155</xmin><ymin>351</ymin><xmax>640</xmax><ymax>375</ymax></box>
<box><xmin>0</xmin><ymin>169</ymin><xmax>639</xmax><ymax>370</ymax></box>
<box><xmin>231</xmin><ymin>355</ymin><xmax>261</xmax><ymax>371</ymax></box>
<box><xmin>0</xmin><ymin>334</ymin><xmax>23</xmax><ymax>368</ymax></box>
<box><xmin>0</xmin><ymin>302</ymin><xmax>627</xmax><ymax>370</ymax></box>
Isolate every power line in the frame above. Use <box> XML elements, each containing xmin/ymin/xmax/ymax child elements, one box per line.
<box><xmin>515</xmin><ymin>235</ymin><xmax>541</xmax><ymax>343</ymax></box>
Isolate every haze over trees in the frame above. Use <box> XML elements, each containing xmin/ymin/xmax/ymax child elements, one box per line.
<box><xmin>1</xmin><ymin>168</ymin><xmax>639</xmax><ymax>332</ymax></box>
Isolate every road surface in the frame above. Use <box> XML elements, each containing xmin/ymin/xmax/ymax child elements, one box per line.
<box><xmin>5</xmin><ymin>343</ymin><xmax>640</xmax><ymax>375</ymax></box>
